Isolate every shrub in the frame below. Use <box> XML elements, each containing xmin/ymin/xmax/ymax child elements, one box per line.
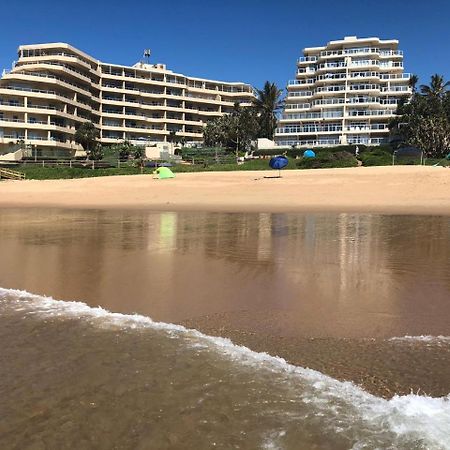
<box><xmin>296</xmin><ymin>151</ymin><xmax>358</xmax><ymax>169</ymax></box>
<box><xmin>360</xmin><ymin>149</ymin><xmax>392</xmax><ymax>166</ymax></box>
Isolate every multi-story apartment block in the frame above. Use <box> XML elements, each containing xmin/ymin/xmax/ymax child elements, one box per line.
<box><xmin>0</xmin><ymin>43</ymin><xmax>254</xmax><ymax>158</ymax></box>
<box><xmin>275</xmin><ymin>36</ymin><xmax>411</xmax><ymax>147</ymax></box>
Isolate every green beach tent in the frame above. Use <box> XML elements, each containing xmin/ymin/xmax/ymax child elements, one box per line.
<box><xmin>153</xmin><ymin>167</ymin><xmax>175</xmax><ymax>179</ymax></box>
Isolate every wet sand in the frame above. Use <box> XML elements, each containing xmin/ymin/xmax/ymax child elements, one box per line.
<box><xmin>1</xmin><ymin>166</ymin><xmax>450</xmax><ymax>215</ymax></box>
<box><xmin>1</xmin><ymin>209</ymin><xmax>449</xmax><ymax>399</ymax></box>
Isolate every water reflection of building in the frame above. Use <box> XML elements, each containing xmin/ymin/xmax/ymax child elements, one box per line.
<box><xmin>1</xmin><ymin>210</ymin><xmax>450</xmax><ymax>328</ymax></box>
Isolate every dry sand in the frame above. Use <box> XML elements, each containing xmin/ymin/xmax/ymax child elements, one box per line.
<box><xmin>1</xmin><ymin>166</ymin><xmax>450</xmax><ymax>215</ymax></box>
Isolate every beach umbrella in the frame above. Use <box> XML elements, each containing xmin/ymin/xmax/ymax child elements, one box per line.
<box><xmin>153</xmin><ymin>167</ymin><xmax>175</xmax><ymax>179</ymax></box>
<box><xmin>268</xmin><ymin>155</ymin><xmax>289</xmax><ymax>177</ymax></box>
<box><xmin>303</xmin><ymin>149</ymin><xmax>315</xmax><ymax>158</ymax></box>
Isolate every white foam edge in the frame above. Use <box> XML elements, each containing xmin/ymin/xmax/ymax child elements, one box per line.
<box><xmin>1</xmin><ymin>286</ymin><xmax>450</xmax><ymax>449</ymax></box>
<box><xmin>390</xmin><ymin>335</ymin><xmax>450</xmax><ymax>343</ymax></box>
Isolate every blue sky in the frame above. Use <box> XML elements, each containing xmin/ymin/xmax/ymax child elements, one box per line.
<box><xmin>1</xmin><ymin>0</ymin><xmax>449</xmax><ymax>90</ymax></box>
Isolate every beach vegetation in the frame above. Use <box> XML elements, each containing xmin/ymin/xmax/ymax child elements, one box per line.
<box><xmin>203</xmin><ymin>103</ymin><xmax>259</xmax><ymax>152</ymax></box>
<box><xmin>391</xmin><ymin>74</ymin><xmax>450</xmax><ymax>158</ymax></box>
<box><xmin>252</xmin><ymin>81</ymin><xmax>284</xmax><ymax>140</ymax></box>
<box><xmin>296</xmin><ymin>151</ymin><xmax>358</xmax><ymax>169</ymax></box>
<box><xmin>203</xmin><ymin>81</ymin><xmax>284</xmax><ymax>150</ymax></box>
<box><xmin>88</xmin><ymin>144</ymin><xmax>104</xmax><ymax>161</ymax></box>
<box><xmin>74</xmin><ymin>121</ymin><xmax>100</xmax><ymax>158</ymax></box>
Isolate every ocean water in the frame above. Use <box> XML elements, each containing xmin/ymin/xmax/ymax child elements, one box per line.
<box><xmin>1</xmin><ymin>209</ymin><xmax>450</xmax><ymax>449</ymax></box>
<box><xmin>1</xmin><ymin>287</ymin><xmax>449</xmax><ymax>450</ymax></box>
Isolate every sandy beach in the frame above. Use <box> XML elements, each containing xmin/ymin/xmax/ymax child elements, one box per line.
<box><xmin>1</xmin><ymin>165</ymin><xmax>450</xmax><ymax>215</ymax></box>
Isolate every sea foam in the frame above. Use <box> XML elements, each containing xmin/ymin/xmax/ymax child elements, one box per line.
<box><xmin>1</xmin><ymin>287</ymin><xmax>450</xmax><ymax>450</ymax></box>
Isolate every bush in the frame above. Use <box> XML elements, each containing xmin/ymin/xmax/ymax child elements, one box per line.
<box><xmin>360</xmin><ymin>148</ymin><xmax>392</xmax><ymax>166</ymax></box>
<box><xmin>180</xmin><ymin>147</ymin><xmax>231</xmax><ymax>160</ymax></box>
<box><xmin>296</xmin><ymin>151</ymin><xmax>358</xmax><ymax>169</ymax></box>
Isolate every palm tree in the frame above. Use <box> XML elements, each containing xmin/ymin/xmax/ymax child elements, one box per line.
<box><xmin>253</xmin><ymin>81</ymin><xmax>284</xmax><ymax>140</ymax></box>
<box><xmin>74</xmin><ymin>121</ymin><xmax>99</xmax><ymax>158</ymax></box>
<box><xmin>408</xmin><ymin>74</ymin><xmax>419</xmax><ymax>93</ymax></box>
<box><xmin>420</xmin><ymin>74</ymin><xmax>450</xmax><ymax>99</ymax></box>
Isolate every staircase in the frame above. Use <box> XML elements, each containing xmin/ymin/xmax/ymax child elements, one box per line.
<box><xmin>0</xmin><ymin>168</ymin><xmax>26</xmax><ymax>180</ymax></box>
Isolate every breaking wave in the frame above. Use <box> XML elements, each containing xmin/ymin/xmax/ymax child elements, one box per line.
<box><xmin>1</xmin><ymin>287</ymin><xmax>449</xmax><ymax>450</ymax></box>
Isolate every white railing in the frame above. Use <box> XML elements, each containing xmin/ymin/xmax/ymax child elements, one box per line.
<box><xmin>288</xmin><ymin>79</ymin><xmax>315</xmax><ymax>86</ymax></box>
<box><xmin>350</xmin><ymin>71</ymin><xmax>379</xmax><ymax>78</ymax></box>
<box><xmin>319</xmin><ymin>48</ymin><xmax>402</xmax><ymax>58</ymax></box>
<box><xmin>380</xmin><ymin>73</ymin><xmax>410</xmax><ymax>80</ymax></box>
<box><xmin>316</xmin><ymin>85</ymin><xmax>346</xmax><ymax>93</ymax></box>
<box><xmin>276</xmin><ymin>138</ymin><xmax>341</xmax><ymax>147</ymax></box>
<box><xmin>297</xmin><ymin>68</ymin><xmax>316</xmax><ymax>75</ymax></box>
<box><xmin>284</xmin><ymin>103</ymin><xmax>311</xmax><ymax>109</ymax></box>
<box><xmin>281</xmin><ymin>111</ymin><xmax>343</xmax><ymax>120</ymax></box>
<box><xmin>287</xmin><ymin>91</ymin><xmax>313</xmax><ymax>97</ymax></box>
<box><xmin>349</xmin><ymin>84</ymin><xmax>380</xmax><ymax>90</ymax></box>
<box><xmin>316</xmin><ymin>73</ymin><xmax>347</xmax><ymax>81</ymax></box>
<box><xmin>347</xmin><ymin>109</ymin><xmax>395</xmax><ymax>117</ymax></box>
<box><xmin>276</xmin><ymin>125</ymin><xmax>343</xmax><ymax>134</ymax></box>
<box><xmin>380</xmin><ymin>86</ymin><xmax>410</xmax><ymax>92</ymax></box>
<box><xmin>297</xmin><ymin>56</ymin><xmax>318</xmax><ymax>63</ymax></box>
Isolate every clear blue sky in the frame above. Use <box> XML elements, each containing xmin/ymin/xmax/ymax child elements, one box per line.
<box><xmin>1</xmin><ymin>0</ymin><xmax>449</xmax><ymax>89</ymax></box>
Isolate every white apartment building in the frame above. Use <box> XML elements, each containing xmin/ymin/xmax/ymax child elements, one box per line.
<box><xmin>0</xmin><ymin>43</ymin><xmax>254</xmax><ymax>158</ymax></box>
<box><xmin>275</xmin><ymin>36</ymin><xmax>411</xmax><ymax>147</ymax></box>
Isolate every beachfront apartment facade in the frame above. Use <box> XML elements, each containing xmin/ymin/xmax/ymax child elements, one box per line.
<box><xmin>275</xmin><ymin>36</ymin><xmax>412</xmax><ymax>147</ymax></box>
<box><xmin>0</xmin><ymin>43</ymin><xmax>254</xmax><ymax>158</ymax></box>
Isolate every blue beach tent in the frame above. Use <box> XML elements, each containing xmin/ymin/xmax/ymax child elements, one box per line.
<box><xmin>303</xmin><ymin>149</ymin><xmax>316</xmax><ymax>158</ymax></box>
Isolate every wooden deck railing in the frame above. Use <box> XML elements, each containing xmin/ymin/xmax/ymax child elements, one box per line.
<box><xmin>0</xmin><ymin>168</ymin><xmax>26</xmax><ymax>180</ymax></box>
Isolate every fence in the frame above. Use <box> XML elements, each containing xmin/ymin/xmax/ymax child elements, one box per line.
<box><xmin>0</xmin><ymin>168</ymin><xmax>26</xmax><ymax>180</ymax></box>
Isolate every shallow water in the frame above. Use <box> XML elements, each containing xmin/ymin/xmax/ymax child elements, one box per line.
<box><xmin>1</xmin><ymin>288</ymin><xmax>449</xmax><ymax>450</ymax></box>
<box><xmin>1</xmin><ymin>209</ymin><xmax>450</xmax><ymax>338</ymax></box>
<box><xmin>1</xmin><ymin>209</ymin><xmax>450</xmax><ymax>448</ymax></box>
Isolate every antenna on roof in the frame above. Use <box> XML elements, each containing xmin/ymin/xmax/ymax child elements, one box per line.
<box><xmin>143</xmin><ymin>49</ymin><xmax>151</xmax><ymax>64</ymax></box>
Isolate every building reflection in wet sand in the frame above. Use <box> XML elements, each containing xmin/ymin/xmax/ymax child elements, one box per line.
<box><xmin>0</xmin><ymin>209</ymin><xmax>449</xmax><ymax>337</ymax></box>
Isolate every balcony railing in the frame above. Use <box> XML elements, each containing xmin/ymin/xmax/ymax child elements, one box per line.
<box><xmin>297</xmin><ymin>56</ymin><xmax>318</xmax><ymax>63</ymax></box>
<box><xmin>15</xmin><ymin>60</ymin><xmax>94</xmax><ymax>83</ymax></box>
<box><xmin>284</xmin><ymin>103</ymin><xmax>311</xmax><ymax>109</ymax></box>
<box><xmin>380</xmin><ymin>73</ymin><xmax>411</xmax><ymax>80</ymax></box>
<box><xmin>316</xmin><ymin>85</ymin><xmax>345</xmax><ymax>93</ymax></box>
<box><xmin>349</xmin><ymin>84</ymin><xmax>380</xmax><ymax>91</ymax></box>
<box><xmin>276</xmin><ymin>138</ymin><xmax>341</xmax><ymax>147</ymax></box>
<box><xmin>287</xmin><ymin>91</ymin><xmax>313</xmax><ymax>97</ymax></box>
<box><xmin>281</xmin><ymin>111</ymin><xmax>343</xmax><ymax>120</ymax></box>
<box><xmin>347</xmin><ymin>109</ymin><xmax>395</xmax><ymax>117</ymax></box>
<box><xmin>380</xmin><ymin>86</ymin><xmax>410</xmax><ymax>92</ymax></box>
<box><xmin>288</xmin><ymin>79</ymin><xmax>315</xmax><ymax>85</ymax></box>
<box><xmin>319</xmin><ymin>48</ymin><xmax>403</xmax><ymax>58</ymax></box>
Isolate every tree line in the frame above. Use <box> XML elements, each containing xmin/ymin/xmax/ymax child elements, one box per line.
<box><xmin>203</xmin><ymin>81</ymin><xmax>284</xmax><ymax>152</ymax></box>
<box><xmin>390</xmin><ymin>74</ymin><xmax>450</xmax><ymax>158</ymax></box>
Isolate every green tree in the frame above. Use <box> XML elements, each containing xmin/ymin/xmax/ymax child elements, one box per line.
<box><xmin>89</xmin><ymin>144</ymin><xmax>104</xmax><ymax>161</ymax></box>
<box><xmin>204</xmin><ymin>117</ymin><xmax>227</xmax><ymax>147</ymax></box>
<box><xmin>408</xmin><ymin>74</ymin><xmax>419</xmax><ymax>93</ymax></box>
<box><xmin>168</xmin><ymin>130</ymin><xmax>179</xmax><ymax>146</ymax></box>
<box><xmin>420</xmin><ymin>74</ymin><xmax>450</xmax><ymax>99</ymax></box>
<box><xmin>74</xmin><ymin>121</ymin><xmax>99</xmax><ymax>158</ymax></box>
<box><xmin>390</xmin><ymin>74</ymin><xmax>450</xmax><ymax>158</ymax></box>
<box><xmin>203</xmin><ymin>104</ymin><xmax>259</xmax><ymax>153</ymax></box>
<box><xmin>252</xmin><ymin>81</ymin><xmax>284</xmax><ymax>139</ymax></box>
<box><xmin>132</xmin><ymin>145</ymin><xmax>145</xmax><ymax>160</ymax></box>
<box><xmin>115</xmin><ymin>140</ymin><xmax>133</xmax><ymax>160</ymax></box>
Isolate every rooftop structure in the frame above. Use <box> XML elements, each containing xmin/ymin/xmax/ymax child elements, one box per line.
<box><xmin>275</xmin><ymin>36</ymin><xmax>412</xmax><ymax>147</ymax></box>
<box><xmin>0</xmin><ymin>43</ymin><xmax>254</xmax><ymax>158</ymax></box>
